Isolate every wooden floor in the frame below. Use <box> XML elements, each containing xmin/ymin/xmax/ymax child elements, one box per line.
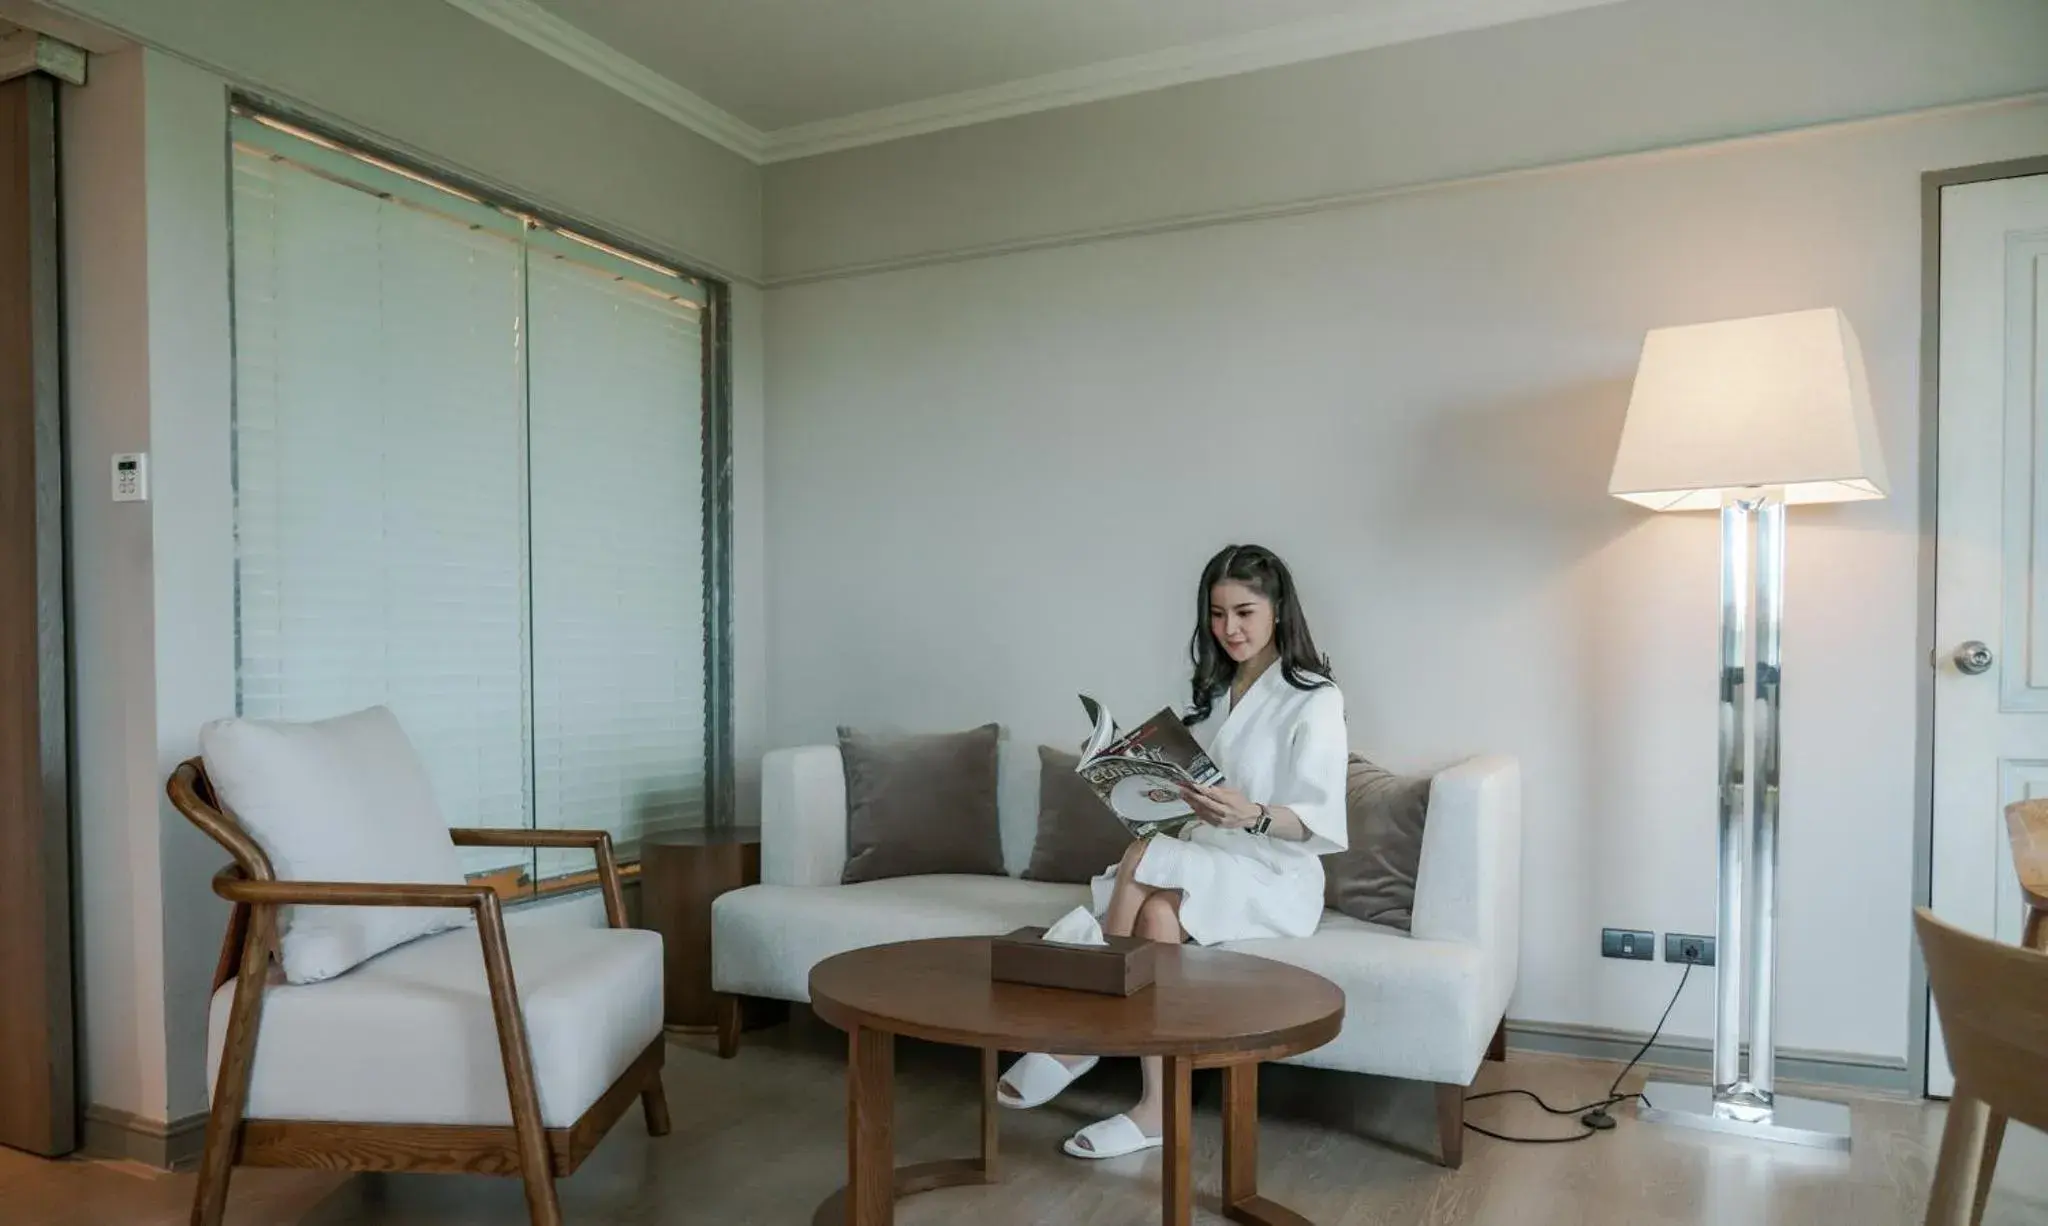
<box><xmin>5</xmin><ymin>1011</ymin><xmax>2046</xmax><ymax>1225</ymax></box>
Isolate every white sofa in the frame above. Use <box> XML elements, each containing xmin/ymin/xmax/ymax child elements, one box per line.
<box><xmin>712</xmin><ymin>744</ymin><xmax>1521</xmax><ymax>1166</ymax></box>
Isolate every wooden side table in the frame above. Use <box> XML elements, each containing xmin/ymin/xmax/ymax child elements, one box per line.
<box><xmin>640</xmin><ymin>826</ymin><xmax>782</xmax><ymax>1035</ymax></box>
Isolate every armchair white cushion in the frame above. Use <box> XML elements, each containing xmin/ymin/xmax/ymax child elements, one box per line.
<box><xmin>206</xmin><ymin>921</ymin><xmax>663</xmax><ymax>1127</ymax></box>
<box><xmin>198</xmin><ymin>705</ymin><xmax>472</xmax><ymax>984</ymax></box>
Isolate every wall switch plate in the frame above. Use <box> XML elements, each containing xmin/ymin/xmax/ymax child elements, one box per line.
<box><xmin>1601</xmin><ymin>927</ymin><xmax>1655</xmax><ymax>961</ymax></box>
<box><xmin>112</xmin><ymin>452</ymin><xmax>148</xmax><ymax>502</ymax></box>
<box><xmin>1665</xmin><ymin>933</ymin><xmax>1717</xmax><ymax>966</ymax></box>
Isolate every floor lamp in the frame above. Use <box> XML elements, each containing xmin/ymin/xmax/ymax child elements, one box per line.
<box><xmin>1607</xmin><ymin>306</ymin><xmax>1889</xmax><ymax>1151</ymax></box>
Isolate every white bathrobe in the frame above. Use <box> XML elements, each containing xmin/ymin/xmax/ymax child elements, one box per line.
<box><xmin>1087</xmin><ymin>664</ymin><xmax>1349</xmax><ymax>944</ymax></box>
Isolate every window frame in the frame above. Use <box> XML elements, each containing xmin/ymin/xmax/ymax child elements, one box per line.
<box><xmin>223</xmin><ymin>93</ymin><xmax>736</xmax><ymax>892</ymax></box>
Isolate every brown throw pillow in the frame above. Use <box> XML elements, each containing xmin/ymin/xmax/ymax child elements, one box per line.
<box><xmin>1022</xmin><ymin>746</ymin><xmax>1134</xmax><ymax>884</ymax></box>
<box><xmin>1323</xmin><ymin>755</ymin><xmax>1432</xmax><ymax>930</ymax></box>
<box><xmin>838</xmin><ymin>723</ymin><xmax>1005</xmax><ymax>884</ymax></box>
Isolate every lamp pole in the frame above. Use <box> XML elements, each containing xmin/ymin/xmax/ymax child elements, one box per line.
<box><xmin>1640</xmin><ymin>487</ymin><xmax>1848</xmax><ymax>1149</ymax></box>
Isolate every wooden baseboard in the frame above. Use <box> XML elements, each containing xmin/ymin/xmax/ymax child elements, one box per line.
<box><xmin>80</xmin><ymin>1104</ymin><xmax>207</xmax><ymax>1171</ymax></box>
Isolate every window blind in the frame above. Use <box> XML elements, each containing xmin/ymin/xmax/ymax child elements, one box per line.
<box><xmin>230</xmin><ymin>141</ymin><xmax>532</xmax><ymax>878</ymax></box>
<box><xmin>528</xmin><ymin>250</ymin><xmax>707</xmax><ymax>875</ymax></box>
<box><xmin>228</xmin><ymin>113</ymin><xmax>716</xmax><ymax>884</ymax></box>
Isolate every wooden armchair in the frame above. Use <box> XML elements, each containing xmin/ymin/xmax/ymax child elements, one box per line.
<box><xmin>1939</xmin><ymin>799</ymin><xmax>2048</xmax><ymax>1225</ymax></box>
<box><xmin>169</xmin><ymin>758</ymin><xmax>670</xmax><ymax>1226</ymax></box>
<box><xmin>1915</xmin><ymin>903</ymin><xmax>2048</xmax><ymax>1226</ymax></box>
<box><xmin>2005</xmin><ymin>800</ymin><xmax>2048</xmax><ymax>951</ymax></box>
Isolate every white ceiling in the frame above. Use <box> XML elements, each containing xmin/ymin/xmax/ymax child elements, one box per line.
<box><xmin>451</xmin><ymin>0</ymin><xmax>1632</xmax><ymax>162</ymax></box>
<box><xmin>535</xmin><ymin>0</ymin><xmax>1424</xmax><ymax>131</ymax></box>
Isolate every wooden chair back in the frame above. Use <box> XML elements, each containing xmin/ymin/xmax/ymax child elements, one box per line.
<box><xmin>1915</xmin><ymin>904</ymin><xmax>2048</xmax><ymax>1225</ymax></box>
<box><xmin>166</xmin><ymin>759</ymin><xmax>273</xmax><ymax>991</ymax></box>
<box><xmin>2006</xmin><ymin>800</ymin><xmax>2048</xmax><ymax>948</ymax></box>
<box><xmin>167</xmin><ymin>758</ymin><xmax>271</xmax><ymax>878</ymax></box>
<box><xmin>1918</xmin><ymin>907</ymin><xmax>2048</xmax><ymax>1129</ymax></box>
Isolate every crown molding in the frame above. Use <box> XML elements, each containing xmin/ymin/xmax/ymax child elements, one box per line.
<box><xmin>761</xmin><ymin>90</ymin><xmax>2048</xmax><ymax>287</ymax></box>
<box><xmin>441</xmin><ymin>0</ymin><xmax>768</xmax><ymax>162</ymax></box>
<box><xmin>758</xmin><ymin>0</ymin><xmax>1629</xmax><ymax>161</ymax></box>
<box><xmin>443</xmin><ymin>0</ymin><xmax>1630</xmax><ymax>166</ymax></box>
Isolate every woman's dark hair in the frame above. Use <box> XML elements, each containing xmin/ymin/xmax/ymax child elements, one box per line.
<box><xmin>1185</xmin><ymin>544</ymin><xmax>1333</xmax><ymax>725</ymax></box>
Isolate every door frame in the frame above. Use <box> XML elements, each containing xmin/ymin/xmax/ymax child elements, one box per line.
<box><xmin>0</xmin><ymin>68</ymin><xmax>75</xmax><ymax>1157</ymax></box>
<box><xmin>1917</xmin><ymin>153</ymin><xmax>2048</xmax><ymax>1098</ymax></box>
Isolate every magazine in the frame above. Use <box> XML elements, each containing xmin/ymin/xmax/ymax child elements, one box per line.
<box><xmin>1075</xmin><ymin>694</ymin><xmax>1227</xmax><ymax>840</ymax></box>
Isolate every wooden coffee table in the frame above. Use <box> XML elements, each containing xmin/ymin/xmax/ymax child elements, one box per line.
<box><xmin>808</xmin><ymin>936</ymin><xmax>1345</xmax><ymax>1226</ymax></box>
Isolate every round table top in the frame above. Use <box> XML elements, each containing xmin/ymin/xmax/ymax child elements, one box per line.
<box><xmin>808</xmin><ymin>937</ymin><xmax>1344</xmax><ymax>1061</ymax></box>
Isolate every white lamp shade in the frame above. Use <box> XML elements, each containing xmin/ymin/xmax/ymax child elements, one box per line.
<box><xmin>1608</xmin><ymin>307</ymin><xmax>1889</xmax><ymax>512</ymax></box>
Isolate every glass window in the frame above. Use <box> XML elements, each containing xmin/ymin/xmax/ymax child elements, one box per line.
<box><xmin>228</xmin><ymin>108</ymin><xmax>726</xmax><ymax>888</ymax></box>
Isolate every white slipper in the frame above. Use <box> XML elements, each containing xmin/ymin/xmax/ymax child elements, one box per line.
<box><xmin>996</xmin><ymin>1053</ymin><xmax>1098</xmax><ymax>1109</ymax></box>
<box><xmin>1062</xmin><ymin>1113</ymin><xmax>1162</xmax><ymax>1160</ymax></box>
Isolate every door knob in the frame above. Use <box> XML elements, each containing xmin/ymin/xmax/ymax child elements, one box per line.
<box><xmin>1952</xmin><ymin>641</ymin><xmax>1994</xmax><ymax>675</ymax></box>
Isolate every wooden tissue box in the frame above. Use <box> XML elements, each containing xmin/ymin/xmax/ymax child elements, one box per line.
<box><xmin>989</xmin><ymin>927</ymin><xmax>1156</xmax><ymax>996</ymax></box>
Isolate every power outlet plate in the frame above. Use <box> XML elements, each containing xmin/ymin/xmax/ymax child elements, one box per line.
<box><xmin>1601</xmin><ymin>927</ymin><xmax>1655</xmax><ymax>961</ymax></box>
<box><xmin>1665</xmin><ymin>933</ymin><xmax>1717</xmax><ymax>966</ymax></box>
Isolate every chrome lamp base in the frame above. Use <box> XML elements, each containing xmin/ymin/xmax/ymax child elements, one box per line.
<box><xmin>1638</xmin><ymin>489</ymin><xmax>1854</xmax><ymax>1153</ymax></box>
<box><xmin>1636</xmin><ymin>1081</ymin><xmax>1852</xmax><ymax>1151</ymax></box>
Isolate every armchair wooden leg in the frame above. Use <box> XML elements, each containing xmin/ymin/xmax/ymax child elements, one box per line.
<box><xmin>716</xmin><ymin>993</ymin><xmax>742</xmax><ymax>1059</ymax></box>
<box><xmin>192</xmin><ymin>909</ymin><xmax>274</xmax><ymax>1226</ymax></box>
<box><xmin>476</xmin><ymin>898</ymin><xmax>562</xmax><ymax>1226</ymax></box>
<box><xmin>1434</xmin><ymin>1082</ymin><xmax>1466</xmax><ymax>1170</ymax></box>
<box><xmin>641</xmin><ymin>1062</ymin><xmax>673</xmax><ymax>1137</ymax></box>
<box><xmin>1487</xmin><ymin>1018</ymin><xmax>1508</xmax><ymax>1063</ymax></box>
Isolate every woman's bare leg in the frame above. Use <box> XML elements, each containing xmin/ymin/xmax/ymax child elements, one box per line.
<box><xmin>1100</xmin><ymin>837</ymin><xmax>1155</xmax><ymax>939</ymax></box>
<box><xmin>1000</xmin><ymin>840</ymin><xmax>1157</xmax><ymax>1099</ymax></box>
<box><xmin>1072</xmin><ymin>891</ymin><xmax>1184</xmax><ymax>1148</ymax></box>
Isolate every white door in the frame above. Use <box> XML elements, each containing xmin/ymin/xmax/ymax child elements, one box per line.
<box><xmin>1930</xmin><ymin>169</ymin><xmax>2048</xmax><ymax>1096</ymax></box>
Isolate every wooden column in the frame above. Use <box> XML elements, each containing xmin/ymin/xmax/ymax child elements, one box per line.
<box><xmin>0</xmin><ymin>68</ymin><xmax>75</xmax><ymax>1159</ymax></box>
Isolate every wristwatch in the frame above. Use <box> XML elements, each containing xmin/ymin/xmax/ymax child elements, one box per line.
<box><xmin>1251</xmin><ymin>804</ymin><xmax>1272</xmax><ymax>836</ymax></box>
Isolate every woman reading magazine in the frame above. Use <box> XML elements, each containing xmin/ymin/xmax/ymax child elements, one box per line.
<box><xmin>997</xmin><ymin>543</ymin><xmax>1350</xmax><ymax>1159</ymax></box>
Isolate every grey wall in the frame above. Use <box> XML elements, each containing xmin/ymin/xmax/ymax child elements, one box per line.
<box><xmin>56</xmin><ymin>0</ymin><xmax>768</xmax><ymax>1132</ymax></box>
<box><xmin>58</xmin><ymin>0</ymin><xmax>760</xmax><ymax>280</ymax></box>
<box><xmin>61</xmin><ymin>47</ymin><xmax>166</xmax><ymax>1123</ymax></box>
<box><xmin>138</xmin><ymin>51</ymin><xmax>238</xmax><ymax>1123</ymax></box>
<box><xmin>764</xmin><ymin>0</ymin><xmax>2048</xmax><ymax>282</ymax></box>
<box><xmin>761</xmin><ymin>2</ymin><xmax>2048</xmax><ymax>1063</ymax></box>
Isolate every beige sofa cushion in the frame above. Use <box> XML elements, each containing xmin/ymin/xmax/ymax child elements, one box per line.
<box><xmin>713</xmin><ymin>875</ymin><xmax>1087</xmax><ymax>1001</ymax></box>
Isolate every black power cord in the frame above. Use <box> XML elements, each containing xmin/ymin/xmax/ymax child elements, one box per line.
<box><xmin>1463</xmin><ymin>962</ymin><xmax>1694</xmax><ymax>1145</ymax></box>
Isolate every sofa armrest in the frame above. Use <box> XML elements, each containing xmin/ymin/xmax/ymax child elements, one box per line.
<box><xmin>1411</xmin><ymin>756</ymin><xmax>1522</xmax><ymax>1016</ymax></box>
<box><xmin>761</xmin><ymin>745</ymin><xmax>848</xmax><ymax>887</ymax></box>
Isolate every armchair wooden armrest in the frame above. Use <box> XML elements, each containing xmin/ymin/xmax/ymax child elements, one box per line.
<box><xmin>448</xmin><ymin>828</ymin><xmax>628</xmax><ymax>928</ymax></box>
<box><xmin>449</xmin><ymin>828</ymin><xmax>616</xmax><ymax>849</ymax></box>
<box><xmin>208</xmin><ymin>868</ymin><xmax>524</xmax><ymax>1017</ymax></box>
<box><xmin>212</xmin><ymin>870</ymin><xmax>501</xmax><ymax>911</ymax></box>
